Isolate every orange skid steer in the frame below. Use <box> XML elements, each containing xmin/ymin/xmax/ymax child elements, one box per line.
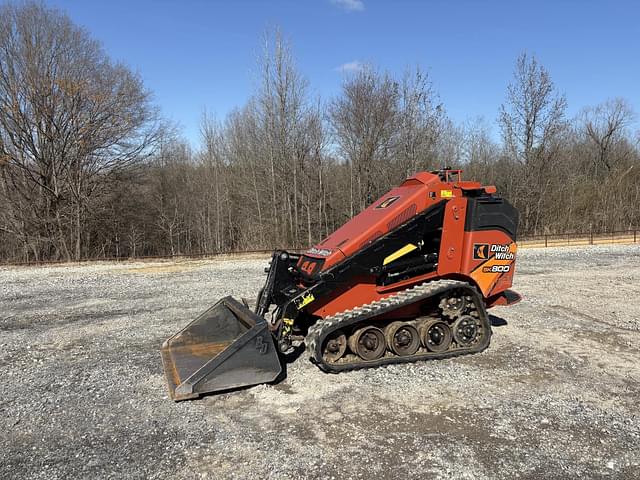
<box><xmin>161</xmin><ymin>169</ymin><xmax>520</xmax><ymax>400</ymax></box>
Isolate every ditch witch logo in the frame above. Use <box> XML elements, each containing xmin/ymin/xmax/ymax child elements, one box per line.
<box><xmin>473</xmin><ymin>243</ymin><xmax>489</xmax><ymax>260</ymax></box>
<box><xmin>473</xmin><ymin>243</ymin><xmax>515</xmax><ymax>260</ymax></box>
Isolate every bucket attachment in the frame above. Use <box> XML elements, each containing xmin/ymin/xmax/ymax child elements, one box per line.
<box><xmin>161</xmin><ymin>296</ymin><xmax>282</xmax><ymax>401</ymax></box>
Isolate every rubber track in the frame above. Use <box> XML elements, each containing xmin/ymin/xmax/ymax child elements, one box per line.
<box><xmin>306</xmin><ymin>280</ymin><xmax>492</xmax><ymax>373</ymax></box>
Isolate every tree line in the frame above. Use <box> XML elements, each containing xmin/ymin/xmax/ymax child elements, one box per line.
<box><xmin>1</xmin><ymin>3</ymin><xmax>638</xmax><ymax>262</ymax></box>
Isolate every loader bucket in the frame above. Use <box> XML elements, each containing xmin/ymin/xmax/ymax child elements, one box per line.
<box><xmin>161</xmin><ymin>296</ymin><xmax>282</xmax><ymax>401</ymax></box>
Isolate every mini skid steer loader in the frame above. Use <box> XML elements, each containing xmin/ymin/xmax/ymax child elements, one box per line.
<box><xmin>161</xmin><ymin>169</ymin><xmax>520</xmax><ymax>400</ymax></box>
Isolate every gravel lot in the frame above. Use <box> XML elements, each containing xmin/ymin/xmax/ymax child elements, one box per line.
<box><xmin>1</xmin><ymin>245</ymin><xmax>639</xmax><ymax>479</ymax></box>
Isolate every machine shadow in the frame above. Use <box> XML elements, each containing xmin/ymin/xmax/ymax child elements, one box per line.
<box><xmin>490</xmin><ymin>314</ymin><xmax>508</xmax><ymax>327</ymax></box>
<box><xmin>283</xmin><ymin>343</ymin><xmax>307</xmax><ymax>364</ymax></box>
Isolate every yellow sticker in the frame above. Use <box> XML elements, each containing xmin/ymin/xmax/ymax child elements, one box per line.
<box><xmin>440</xmin><ymin>190</ymin><xmax>453</xmax><ymax>198</ymax></box>
<box><xmin>296</xmin><ymin>292</ymin><xmax>315</xmax><ymax>310</ymax></box>
<box><xmin>383</xmin><ymin>243</ymin><xmax>418</xmax><ymax>266</ymax></box>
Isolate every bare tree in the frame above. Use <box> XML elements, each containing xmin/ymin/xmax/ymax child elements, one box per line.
<box><xmin>0</xmin><ymin>2</ymin><xmax>160</xmax><ymax>260</ymax></box>
<box><xmin>225</xmin><ymin>103</ymin><xmax>267</xmax><ymax>248</ymax></box>
<box><xmin>199</xmin><ymin>111</ymin><xmax>228</xmax><ymax>251</ymax></box>
<box><xmin>396</xmin><ymin>66</ymin><xmax>444</xmax><ymax>177</ymax></box>
<box><xmin>251</xmin><ymin>28</ymin><xmax>327</xmax><ymax>248</ymax></box>
<box><xmin>329</xmin><ymin>66</ymin><xmax>399</xmax><ymax>214</ymax></box>
<box><xmin>499</xmin><ymin>52</ymin><xmax>568</xmax><ymax>233</ymax></box>
<box><xmin>499</xmin><ymin>52</ymin><xmax>567</xmax><ymax>167</ymax></box>
<box><xmin>151</xmin><ymin>138</ymin><xmax>190</xmax><ymax>256</ymax></box>
<box><xmin>462</xmin><ymin>118</ymin><xmax>499</xmax><ymax>166</ymax></box>
<box><xmin>580</xmin><ymin>98</ymin><xmax>635</xmax><ymax>172</ymax></box>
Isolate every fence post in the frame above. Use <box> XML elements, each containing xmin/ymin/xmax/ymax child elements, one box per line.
<box><xmin>545</xmin><ymin>235</ymin><xmax>548</xmax><ymax>248</ymax></box>
<box><xmin>590</xmin><ymin>230</ymin><xmax>593</xmax><ymax>245</ymax></box>
<box><xmin>635</xmin><ymin>230</ymin><xmax>637</xmax><ymax>243</ymax></box>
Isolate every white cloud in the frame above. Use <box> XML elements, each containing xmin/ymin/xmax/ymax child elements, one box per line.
<box><xmin>331</xmin><ymin>0</ymin><xmax>365</xmax><ymax>12</ymax></box>
<box><xmin>335</xmin><ymin>61</ymin><xmax>364</xmax><ymax>73</ymax></box>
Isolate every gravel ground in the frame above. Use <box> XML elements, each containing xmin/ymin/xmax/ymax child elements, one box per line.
<box><xmin>1</xmin><ymin>245</ymin><xmax>639</xmax><ymax>479</ymax></box>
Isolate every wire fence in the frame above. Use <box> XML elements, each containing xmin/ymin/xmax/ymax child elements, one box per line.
<box><xmin>518</xmin><ymin>229</ymin><xmax>638</xmax><ymax>248</ymax></box>
<box><xmin>1</xmin><ymin>229</ymin><xmax>638</xmax><ymax>267</ymax></box>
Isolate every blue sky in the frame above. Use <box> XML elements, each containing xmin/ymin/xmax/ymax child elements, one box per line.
<box><xmin>44</xmin><ymin>0</ymin><xmax>640</xmax><ymax>147</ymax></box>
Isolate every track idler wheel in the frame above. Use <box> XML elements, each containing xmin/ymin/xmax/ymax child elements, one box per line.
<box><xmin>322</xmin><ymin>329</ymin><xmax>347</xmax><ymax>363</ymax></box>
<box><xmin>349</xmin><ymin>326</ymin><xmax>386</xmax><ymax>361</ymax></box>
<box><xmin>419</xmin><ymin>320</ymin><xmax>452</xmax><ymax>353</ymax></box>
<box><xmin>452</xmin><ymin>315</ymin><xmax>482</xmax><ymax>346</ymax></box>
<box><xmin>384</xmin><ymin>322</ymin><xmax>420</xmax><ymax>356</ymax></box>
<box><xmin>439</xmin><ymin>295</ymin><xmax>468</xmax><ymax>319</ymax></box>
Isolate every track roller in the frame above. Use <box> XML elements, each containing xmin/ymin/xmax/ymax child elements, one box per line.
<box><xmin>419</xmin><ymin>319</ymin><xmax>452</xmax><ymax>352</ymax></box>
<box><xmin>384</xmin><ymin>322</ymin><xmax>420</xmax><ymax>356</ymax></box>
<box><xmin>348</xmin><ymin>326</ymin><xmax>386</xmax><ymax>361</ymax></box>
